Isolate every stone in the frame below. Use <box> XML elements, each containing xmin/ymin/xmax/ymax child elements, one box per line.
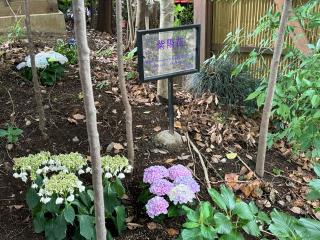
<box><xmin>153</xmin><ymin>130</ymin><xmax>183</xmax><ymax>150</ymax></box>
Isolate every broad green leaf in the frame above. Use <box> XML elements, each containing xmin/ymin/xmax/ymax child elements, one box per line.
<box><xmin>220</xmin><ymin>185</ymin><xmax>236</xmax><ymax>210</ymax></box>
<box><xmin>257</xmin><ymin>211</ymin><xmax>271</xmax><ymax>224</ymax></box>
<box><xmin>199</xmin><ymin>201</ymin><xmax>212</xmax><ymax>220</ymax></box>
<box><xmin>248</xmin><ymin>201</ymin><xmax>258</xmax><ymax>214</ymax></box>
<box><xmin>234</xmin><ymin>202</ymin><xmax>254</xmax><ymax>220</ymax></box>
<box><xmin>268</xmin><ymin>209</ymin><xmax>300</xmax><ymax>239</ymax></box>
<box><xmin>208</xmin><ymin>188</ymin><xmax>227</xmax><ymax>212</ymax></box>
<box><xmin>78</xmin><ymin>215</ymin><xmax>95</xmax><ymax>239</ymax></box>
<box><xmin>220</xmin><ymin>231</ymin><xmax>245</xmax><ymax>240</ymax></box>
<box><xmin>183</xmin><ymin>221</ymin><xmax>200</xmax><ymax>229</ymax></box>
<box><xmin>296</xmin><ymin>218</ymin><xmax>320</xmax><ymax>240</ymax></box>
<box><xmin>64</xmin><ymin>204</ymin><xmax>75</xmax><ymax>224</ymax></box>
<box><xmin>0</xmin><ymin>129</ymin><xmax>7</xmax><ymax>137</ymax></box>
<box><xmin>181</xmin><ymin>228</ymin><xmax>202</xmax><ymax>240</ymax></box>
<box><xmin>242</xmin><ymin>220</ymin><xmax>261</xmax><ymax>237</ymax></box>
<box><xmin>113</xmin><ymin>178</ymin><xmax>125</xmax><ymax>197</ymax></box>
<box><xmin>182</xmin><ymin>205</ymin><xmax>200</xmax><ymax>222</ymax></box>
<box><xmin>313</xmin><ymin>164</ymin><xmax>320</xmax><ymax>177</ymax></box>
<box><xmin>214</xmin><ymin>212</ymin><xmax>232</xmax><ymax>234</ymax></box>
<box><xmin>33</xmin><ymin>211</ymin><xmax>45</xmax><ymax>233</ymax></box>
<box><xmin>26</xmin><ymin>188</ymin><xmax>39</xmax><ymax>209</ymax></box>
<box><xmin>45</xmin><ymin>197</ymin><xmax>60</xmax><ymax>213</ymax></box>
<box><xmin>200</xmin><ymin>225</ymin><xmax>217</xmax><ymax>239</ymax></box>
<box><xmin>53</xmin><ymin>214</ymin><xmax>67</xmax><ymax>240</ymax></box>
<box><xmin>114</xmin><ymin>205</ymin><xmax>126</xmax><ymax>234</ymax></box>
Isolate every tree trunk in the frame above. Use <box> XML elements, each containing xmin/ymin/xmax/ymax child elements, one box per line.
<box><xmin>72</xmin><ymin>1</ymin><xmax>106</xmax><ymax>239</ymax></box>
<box><xmin>96</xmin><ymin>0</ymin><xmax>112</xmax><ymax>34</ymax></box>
<box><xmin>255</xmin><ymin>0</ymin><xmax>291</xmax><ymax>178</ymax></box>
<box><xmin>126</xmin><ymin>0</ymin><xmax>134</xmax><ymax>46</ymax></box>
<box><xmin>133</xmin><ymin>0</ymin><xmax>146</xmax><ymax>43</ymax></box>
<box><xmin>24</xmin><ymin>0</ymin><xmax>46</xmax><ymax>139</ymax></box>
<box><xmin>157</xmin><ymin>0</ymin><xmax>174</xmax><ymax>99</ymax></box>
<box><xmin>116</xmin><ymin>0</ymin><xmax>135</xmax><ymax>166</ymax></box>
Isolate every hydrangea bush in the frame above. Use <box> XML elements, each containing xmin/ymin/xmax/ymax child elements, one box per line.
<box><xmin>16</xmin><ymin>51</ymin><xmax>68</xmax><ymax>86</ymax></box>
<box><xmin>13</xmin><ymin>151</ymin><xmax>131</xmax><ymax>240</ymax></box>
<box><xmin>142</xmin><ymin>164</ymin><xmax>200</xmax><ymax>218</ymax></box>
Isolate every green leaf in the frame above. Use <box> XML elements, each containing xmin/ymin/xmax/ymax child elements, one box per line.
<box><xmin>0</xmin><ymin>129</ymin><xmax>7</xmax><ymax>137</ymax></box>
<box><xmin>114</xmin><ymin>205</ymin><xmax>126</xmax><ymax>234</ymax></box>
<box><xmin>113</xmin><ymin>178</ymin><xmax>125</xmax><ymax>197</ymax></box>
<box><xmin>53</xmin><ymin>214</ymin><xmax>67</xmax><ymax>240</ymax></box>
<box><xmin>248</xmin><ymin>201</ymin><xmax>258</xmax><ymax>214</ymax></box>
<box><xmin>33</xmin><ymin>211</ymin><xmax>45</xmax><ymax>233</ymax></box>
<box><xmin>313</xmin><ymin>164</ymin><xmax>320</xmax><ymax>177</ymax></box>
<box><xmin>78</xmin><ymin>215</ymin><xmax>95</xmax><ymax>240</ymax></box>
<box><xmin>199</xmin><ymin>201</ymin><xmax>212</xmax><ymax>220</ymax></box>
<box><xmin>220</xmin><ymin>185</ymin><xmax>236</xmax><ymax>210</ymax></box>
<box><xmin>200</xmin><ymin>225</ymin><xmax>217</xmax><ymax>239</ymax></box>
<box><xmin>64</xmin><ymin>204</ymin><xmax>75</xmax><ymax>224</ymax></box>
<box><xmin>208</xmin><ymin>188</ymin><xmax>227</xmax><ymax>212</ymax></box>
<box><xmin>183</xmin><ymin>221</ymin><xmax>200</xmax><ymax>229</ymax></box>
<box><xmin>182</xmin><ymin>205</ymin><xmax>200</xmax><ymax>223</ymax></box>
<box><xmin>268</xmin><ymin>209</ymin><xmax>299</xmax><ymax>239</ymax></box>
<box><xmin>257</xmin><ymin>211</ymin><xmax>271</xmax><ymax>224</ymax></box>
<box><xmin>296</xmin><ymin>218</ymin><xmax>320</xmax><ymax>240</ymax></box>
<box><xmin>233</xmin><ymin>201</ymin><xmax>254</xmax><ymax>220</ymax></box>
<box><xmin>311</xmin><ymin>95</ymin><xmax>320</xmax><ymax>108</ymax></box>
<box><xmin>45</xmin><ymin>197</ymin><xmax>60</xmax><ymax>213</ymax></box>
<box><xmin>79</xmin><ymin>191</ymin><xmax>92</xmax><ymax>207</ymax></box>
<box><xmin>246</xmin><ymin>90</ymin><xmax>261</xmax><ymax>101</ymax></box>
<box><xmin>214</xmin><ymin>212</ymin><xmax>232</xmax><ymax>234</ymax></box>
<box><xmin>181</xmin><ymin>228</ymin><xmax>202</xmax><ymax>240</ymax></box>
<box><xmin>26</xmin><ymin>188</ymin><xmax>39</xmax><ymax>210</ymax></box>
<box><xmin>220</xmin><ymin>231</ymin><xmax>245</xmax><ymax>240</ymax></box>
<box><xmin>242</xmin><ymin>220</ymin><xmax>261</xmax><ymax>237</ymax></box>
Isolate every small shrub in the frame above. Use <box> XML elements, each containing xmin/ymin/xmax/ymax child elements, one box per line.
<box><xmin>186</xmin><ymin>56</ymin><xmax>258</xmax><ymax>107</ymax></box>
<box><xmin>174</xmin><ymin>4</ymin><xmax>193</xmax><ymax>26</ymax></box>
<box><xmin>0</xmin><ymin>124</ymin><xmax>23</xmax><ymax>143</ymax></box>
<box><xmin>307</xmin><ymin>164</ymin><xmax>320</xmax><ymax>201</ymax></box>
<box><xmin>16</xmin><ymin>51</ymin><xmax>68</xmax><ymax>86</ymax></box>
<box><xmin>7</xmin><ymin>19</ymin><xmax>25</xmax><ymax>41</ymax></box>
<box><xmin>13</xmin><ymin>152</ymin><xmax>132</xmax><ymax>239</ymax></box>
<box><xmin>54</xmin><ymin>38</ymin><xmax>78</xmax><ymax>65</ymax></box>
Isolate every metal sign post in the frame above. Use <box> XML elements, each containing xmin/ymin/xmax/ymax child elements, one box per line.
<box><xmin>137</xmin><ymin>25</ymin><xmax>201</xmax><ymax>134</ymax></box>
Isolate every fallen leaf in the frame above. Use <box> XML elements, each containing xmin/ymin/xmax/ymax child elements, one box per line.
<box><xmin>174</xmin><ymin>121</ymin><xmax>182</xmax><ymax>129</ymax></box>
<box><xmin>165</xmin><ymin>158</ymin><xmax>176</xmax><ymax>164</ymax></box>
<box><xmin>245</xmin><ymin>171</ymin><xmax>254</xmax><ymax>180</ymax></box>
<box><xmin>127</xmin><ymin>223</ymin><xmax>143</xmax><ymax>230</ymax></box>
<box><xmin>73</xmin><ymin>113</ymin><xmax>85</xmax><ymax>120</ymax></box>
<box><xmin>153</xmin><ymin>126</ymin><xmax>161</xmax><ymax>132</ymax></box>
<box><xmin>167</xmin><ymin>228</ymin><xmax>179</xmax><ymax>237</ymax></box>
<box><xmin>240</xmin><ymin>180</ymin><xmax>261</xmax><ymax>197</ymax></box>
<box><xmin>67</xmin><ymin>117</ymin><xmax>78</xmax><ymax>124</ymax></box>
<box><xmin>147</xmin><ymin>222</ymin><xmax>160</xmax><ymax>230</ymax></box>
<box><xmin>226</xmin><ymin>152</ymin><xmax>237</xmax><ymax>160</ymax></box>
<box><xmin>225</xmin><ymin>173</ymin><xmax>239</xmax><ymax>189</ymax></box>
<box><xmin>114</xmin><ymin>143</ymin><xmax>124</xmax><ymax>150</ymax></box>
<box><xmin>290</xmin><ymin>206</ymin><xmax>302</xmax><ymax>215</ymax></box>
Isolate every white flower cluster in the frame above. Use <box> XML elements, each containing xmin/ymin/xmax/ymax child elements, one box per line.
<box><xmin>13</xmin><ymin>171</ymin><xmax>28</xmax><ymax>182</ymax></box>
<box><xmin>101</xmin><ymin>155</ymin><xmax>133</xmax><ymax>180</ymax></box>
<box><xmin>16</xmin><ymin>51</ymin><xmax>68</xmax><ymax>70</ymax></box>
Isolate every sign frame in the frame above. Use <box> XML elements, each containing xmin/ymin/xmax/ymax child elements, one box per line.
<box><xmin>136</xmin><ymin>24</ymin><xmax>201</xmax><ymax>83</ymax></box>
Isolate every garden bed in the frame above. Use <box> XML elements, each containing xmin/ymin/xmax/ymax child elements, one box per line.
<box><xmin>0</xmin><ymin>30</ymin><xmax>318</xmax><ymax>240</ymax></box>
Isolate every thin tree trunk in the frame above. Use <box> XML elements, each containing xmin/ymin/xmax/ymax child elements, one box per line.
<box><xmin>255</xmin><ymin>0</ymin><xmax>291</xmax><ymax>178</ymax></box>
<box><xmin>24</xmin><ymin>0</ymin><xmax>46</xmax><ymax>138</ymax></box>
<box><xmin>157</xmin><ymin>0</ymin><xmax>174</xmax><ymax>100</ymax></box>
<box><xmin>126</xmin><ymin>0</ymin><xmax>134</xmax><ymax>46</ymax></box>
<box><xmin>116</xmin><ymin>0</ymin><xmax>135</xmax><ymax>166</ymax></box>
<box><xmin>96</xmin><ymin>0</ymin><xmax>112</xmax><ymax>34</ymax></box>
<box><xmin>72</xmin><ymin>1</ymin><xmax>106</xmax><ymax>239</ymax></box>
<box><xmin>133</xmin><ymin>0</ymin><xmax>146</xmax><ymax>44</ymax></box>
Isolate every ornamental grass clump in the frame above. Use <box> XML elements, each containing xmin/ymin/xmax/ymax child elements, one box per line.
<box><xmin>143</xmin><ymin>164</ymin><xmax>200</xmax><ymax>218</ymax></box>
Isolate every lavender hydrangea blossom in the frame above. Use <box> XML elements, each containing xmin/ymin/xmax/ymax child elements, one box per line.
<box><xmin>150</xmin><ymin>179</ymin><xmax>174</xmax><ymax>196</ymax></box>
<box><xmin>143</xmin><ymin>165</ymin><xmax>169</xmax><ymax>184</ymax></box>
<box><xmin>146</xmin><ymin>196</ymin><xmax>169</xmax><ymax>218</ymax></box>
<box><xmin>168</xmin><ymin>184</ymin><xmax>196</xmax><ymax>205</ymax></box>
<box><xmin>174</xmin><ymin>175</ymin><xmax>200</xmax><ymax>193</ymax></box>
<box><xmin>168</xmin><ymin>164</ymin><xmax>192</xmax><ymax>181</ymax></box>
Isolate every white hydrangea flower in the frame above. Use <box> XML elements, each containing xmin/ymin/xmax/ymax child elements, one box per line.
<box><xmin>78</xmin><ymin>169</ymin><xmax>85</xmax><ymax>175</ymax></box>
<box><xmin>85</xmin><ymin>167</ymin><xmax>91</xmax><ymax>173</ymax></box>
<box><xmin>118</xmin><ymin>173</ymin><xmax>125</xmax><ymax>179</ymax></box>
<box><xmin>13</xmin><ymin>172</ymin><xmax>20</xmax><ymax>178</ymax></box>
<box><xmin>38</xmin><ymin>188</ymin><xmax>45</xmax><ymax>196</ymax></box>
<box><xmin>20</xmin><ymin>172</ymin><xmax>28</xmax><ymax>183</ymax></box>
<box><xmin>78</xmin><ymin>185</ymin><xmax>85</xmax><ymax>192</ymax></box>
<box><xmin>40</xmin><ymin>197</ymin><xmax>51</xmax><ymax>204</ymax></box>
<box><xmin>16</xmin><ymin>62</ymin><xmax>26</xmax><ymax>70</ymax></box>
<box><xmin>124</xmin><ymin>165</ymin><xmax>133</xmax><ymax>173</ymax></box>
<box><xmin>42</xmin><ymin>166</ymin><xmax>49</xmax><ymax>173</ymax></box>
<box><xmin>48</xmin><ymin>160</ymin><xmax>55</xmax><ymax>165</ymax></box>
<box><xmin>105</xmin><ymin>172</ymin><xmax>112</xmax><ymax>179</ymax></box>
<box><xmin>36</xmin><ymin>169</ymin><xmax>42</xmax><ymax>174</ymax></box>
<box><xmin>55</xmin><ymin>197</ymin><xmax>64</xmax><ymax>205</ymax></box>
<box><xmin>67</xmin><ymin>194</ymin><xmax>75</xmax><ymax>202</ymax></box>
<box><xmin>31</xmin><ymin>183</ymin><xmax>38</xmax><ymax>189</ymax></box>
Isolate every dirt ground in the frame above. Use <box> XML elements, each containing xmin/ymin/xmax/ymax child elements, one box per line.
<box><xmin>0</xmin><ymin>30</ymin><xmax>317</xmax><ymax>240</ymax></box>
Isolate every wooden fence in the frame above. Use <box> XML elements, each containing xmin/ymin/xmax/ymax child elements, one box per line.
<box><xmin>195</xmin><ymin>0</ymin><xmax>320</xmax><ymax>78</ymax></box>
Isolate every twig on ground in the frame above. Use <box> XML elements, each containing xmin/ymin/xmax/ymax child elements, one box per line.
<box><xmin>265</xmin><ymin>170</ymin><xmax>306</xmax><ymax>186</ymax></box>
<box><xmin>6</xmin><ymin>88</ymin><xmax>16</xmax><ymax>124</ymax></box>
<box><xmin>237</xmin><ymin>155</ymin><xmax>260</xmax><ymax>180</ymax></box>
<box><xmin>186</xmin><ymin>132</ymin><xmax>211</xmax><ymax>189</ymax></box>
<box><xmin>199</xmin><ymin>151</ymin><xmax>223</xmax><ymax>180</ymax></box>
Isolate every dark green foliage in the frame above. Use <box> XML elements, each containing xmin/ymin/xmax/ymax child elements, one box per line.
<box><xmin>186</xmin><ymin>57</ymin><xmax>258</xmax><ymax>107</ymax></box>
<box><xmin>174</xmin><ymin>4</ymin><xmax>194</xmax><ymax>26</ymax></box>
<box><xmin>307</xmin><ymin>164</ymin><xmax>320</xmax><ymax>201</ymax></box>
<box><xmin>27</xmin><ymin>178</ymin><xmax>126</xmax><ymax>239</ymax></box>
<box><xmin>0</xmin><ymin>124</ymin><xmax>23</xmax><ymax>143</ymax></box>
<box><xmin>54</xmin><ymin>39</ymin><xmax>78</xmax><ymax>65</ymax></box>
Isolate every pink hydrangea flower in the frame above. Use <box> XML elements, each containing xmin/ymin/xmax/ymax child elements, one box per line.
<box><xmin>168</xmin><ymin>164</ymin><xmax>192</xmax><ymax>181</ymax></box>
<box><xmin>150</xmin><ymin>179</ymin><xmax>174</xmax><ymax>196</ymax></box>
<box><xmin>168</xmin><ymin>184</ymin><xmax>196</xmax><ymax>205</ymax></box>
<box><xmin>174</xmin><ymin>176</ymin><xmax>200</xmax><ymax>193</ymax></box>
<box><xmin>143</xmin><ymin>165</ymin><xmax>169</xmax><ymax>184</ymax></box>
<box><xmin>146</xmin><ymin>196</ymin><xmax>169</xmax><ymax>218</ymax></box>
